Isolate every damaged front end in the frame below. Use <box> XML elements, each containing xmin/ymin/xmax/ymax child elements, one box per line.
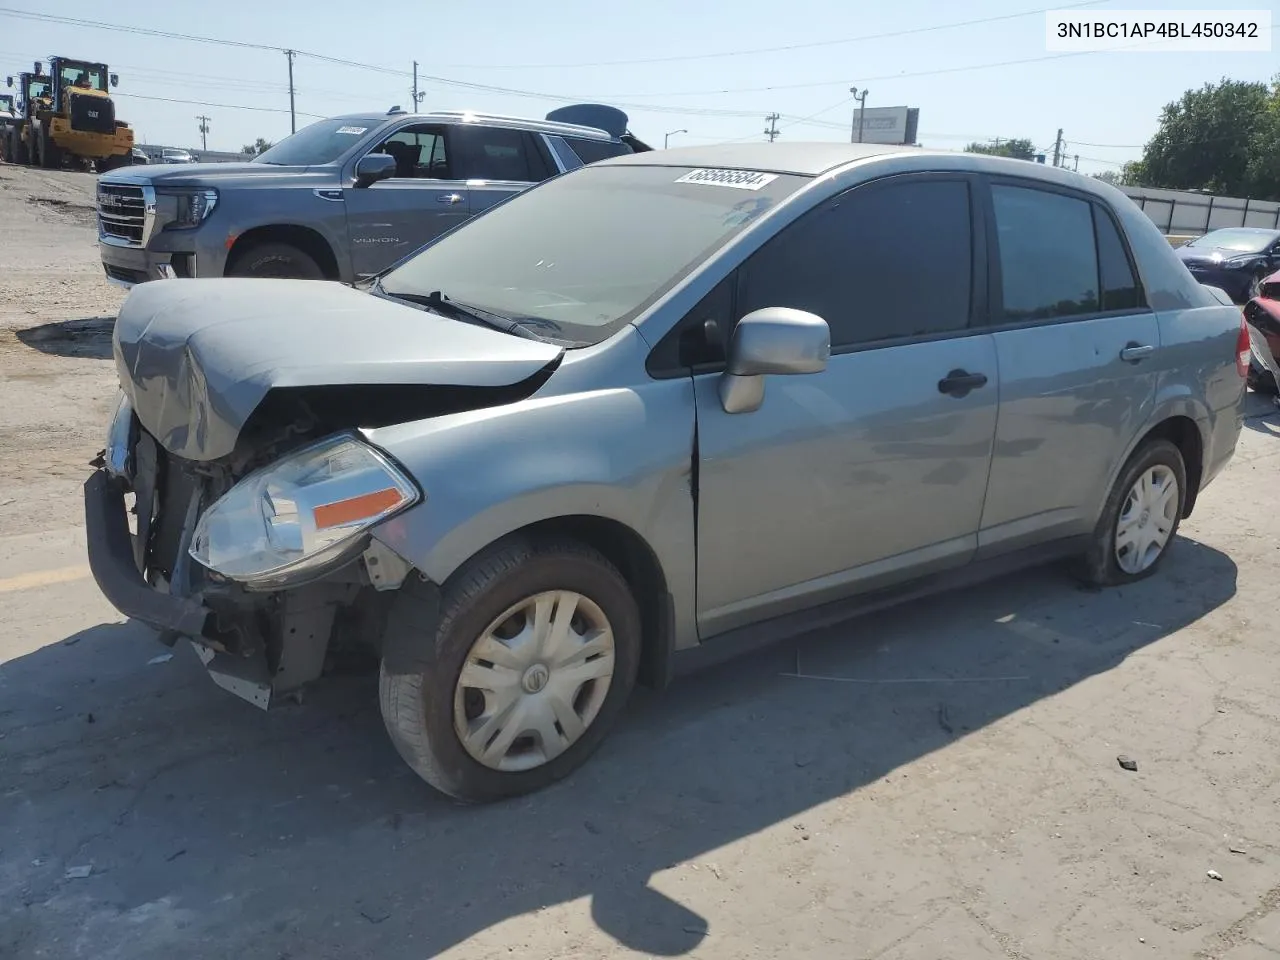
<box><xmin>86</xmin><ymin>394</ymin><xmax>419</xmax><ymax>708</ymax></box>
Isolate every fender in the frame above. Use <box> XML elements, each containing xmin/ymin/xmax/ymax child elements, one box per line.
<box><xmin>364</xmin><ymin>336</ymin><xmax>700</xmax><ymax>652</ymax></box>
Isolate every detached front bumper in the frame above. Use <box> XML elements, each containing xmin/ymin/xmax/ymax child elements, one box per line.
<box><xmin>83</xmin><ymin>469</ymin><xmax>211</xmax><ymax>638</ymax></box>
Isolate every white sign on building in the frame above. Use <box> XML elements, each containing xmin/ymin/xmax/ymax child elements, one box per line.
<box><xmin>849</xmin><ymin>106</ymin><xmax>920</xmax><ymax>145</ymax></box>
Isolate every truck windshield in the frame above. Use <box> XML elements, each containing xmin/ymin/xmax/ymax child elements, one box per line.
<box><xmin>254</xmin><ymin>117</ymin><xmax>382</xmax><ymax>166</ymax></box>
<box><xmin>379</xmin><ymin>164</ymin><xmax>809</xmax><ymax>346</ymax></box>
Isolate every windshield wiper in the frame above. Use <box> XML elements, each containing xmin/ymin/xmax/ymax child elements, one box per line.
<box><xmin>373</xmin><ymin>284</ymin><xmax>564</xmax><ymax>343</ymax></box>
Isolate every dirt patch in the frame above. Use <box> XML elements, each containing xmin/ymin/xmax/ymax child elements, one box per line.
<box><xmin>25</xmin><ymin>195</ymin><xmax>97</xmax><ymax>227</ymax></box>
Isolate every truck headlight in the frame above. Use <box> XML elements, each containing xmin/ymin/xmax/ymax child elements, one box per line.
<box><xmin>164</xmin><ymin>188</ymin><xmax>218</xmax><ymax>228</ymax></box>
<box><xmin>189</xmin><ymin>433</ymin><xmax>418</xmax><ymax>587</ymax></box>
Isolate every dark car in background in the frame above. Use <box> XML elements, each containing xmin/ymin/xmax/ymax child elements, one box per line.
<box><xmin>1175</xmin><ymin>227</ymin><xmax>1280</xmax><ymax>303</ymax></box>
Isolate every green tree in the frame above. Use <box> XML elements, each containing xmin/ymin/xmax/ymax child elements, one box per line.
<box><xmin>1136</xmin><ymin>76</ymin><xmax>1276</xmax><ymax>199</ymax></box>
<box><xmin>965</xmin><ymin>137</ymin><xmax>1037</xmax><ymax>161</ymax></box>
<box><xmin>240</xmin><ymin>137</ymin><xmax>273</xmax><ymax>156</ymax></box>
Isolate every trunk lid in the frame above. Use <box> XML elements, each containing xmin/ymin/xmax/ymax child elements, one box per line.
<box><xmin>113</xmin><ymin>278</ymin><xmax>563</xmax><ymax>461</ymax></box>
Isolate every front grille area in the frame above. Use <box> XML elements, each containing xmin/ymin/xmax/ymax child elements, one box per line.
<box><xmin>69</xmin><ymin>92</ymin><xmax>116</xmax><ymax>134</ymax></box>
<box><xmin>98</xmin><ymin>183</ymin><xmax>145</xmax><ymax>245</ymax></box>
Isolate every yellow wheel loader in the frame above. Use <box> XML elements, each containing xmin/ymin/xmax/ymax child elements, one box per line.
<box><xmin>5</xmin><ymin>58</ymin><xmax>133</xmax><ymax>172</ymax></box>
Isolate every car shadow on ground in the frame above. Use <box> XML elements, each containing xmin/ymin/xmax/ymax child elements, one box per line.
<box><xmin>15</xmin><ymin>316</ymin><xmax>115</xmax><ymax>360</ymax></box>
<box><xmin>0</xmin><ymin>539</ymin><xmax>1237</xmax><ymax>959</ymax></box>
<box><xmin>1243</xmin><ymin>389</ymin><xmax>1280</xmax><ymax>436</ymax></box>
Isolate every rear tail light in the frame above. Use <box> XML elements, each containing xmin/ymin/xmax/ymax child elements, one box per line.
<box><xmin>1236</xmin><ymin>314</ymin><xmax>1251</xmax><ymax>378</ymax></box>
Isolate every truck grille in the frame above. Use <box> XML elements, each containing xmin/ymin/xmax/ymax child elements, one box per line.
<box><xmin>97</xmin><ymin>183</ymin><xmax>146</xmax><ymax>246</ymax></box>
<box><xmin>69</xmin><ymin>92</ymin><xmax>116</xmax><ymax>134</ymax></box>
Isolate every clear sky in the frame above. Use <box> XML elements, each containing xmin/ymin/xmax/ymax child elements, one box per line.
<box><xmin>1</xmin><ymin>0</ymin><xmax>1275</xmax><ymax>174</ymax></box>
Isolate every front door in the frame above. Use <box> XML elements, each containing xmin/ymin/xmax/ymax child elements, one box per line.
<box><xmin>975</xmin><ymin>179</ymin><xmax>1162</xmax><ymax>554</ymax></box>
<box><xmin>343</xmin><ymin>123</ymin><xmax>470</xmax><ymax>279</ymax></box>
<box><xmin>693</xmin><ymin>173</ymin><xmax>1001</xmax><ymax>637</ymax></box>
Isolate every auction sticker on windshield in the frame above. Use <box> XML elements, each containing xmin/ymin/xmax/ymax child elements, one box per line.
<box><xmin>335</xmin><ymin>126</ymin><xmax>368</xmax><ymax>135</ymax></box>
<box><xmin>675</xmin><ymin>169</ymin><xmax>779</xmax><ymax>190</ymax></box>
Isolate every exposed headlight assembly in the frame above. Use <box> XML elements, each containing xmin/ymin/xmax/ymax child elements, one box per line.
<box><xmin>163</xmin><ymin>188</ymin><xmax>218</xmax><ymax>228</ymax></box>
<box><xmin>189</xmin><ymin>433</ymin><xmax>418</xmax><ymax>588</ymax></box>
<box><xmin>104</xmin><ymin>391</ymin><xmax>135</xmax><ymax>479</ymax></box>
<box><xmin>1223</xmin><ymin>254</ymin><xmax>1261</xmax><ymax>267</ymax></box>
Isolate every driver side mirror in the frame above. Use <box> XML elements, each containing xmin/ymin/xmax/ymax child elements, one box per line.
<box><xmin>109</xmin><ymin>73</ymin><xmax>119</xmax><ymax>88</ymax></box>
<box><xmin>354</xmin><ymin>153</ymin><xmax>396</xmax><ymax>188</ymax></box>
<box><xmin>718</xmin><ymin>307</ymin><xmax>830</xmax><ymax>414</ymax></box>
<box><xmin>5</xmin><ymin>77</ymin><xmax>11</xmax><ymax>88</ymax></box>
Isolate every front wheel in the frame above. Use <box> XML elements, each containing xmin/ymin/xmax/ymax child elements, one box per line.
<box><xmin>1075</xmin><ymin>438</ymin><xmax>1187</xmax><ymax>587</ymax></box>
<box><xmin>379</xmin><ymin>539</ymin><xmax>641</xmax><ymax>803</ymax></box>
<box><xmin>226</xmin><ymin>241</ymin><xmax>324</xmax><ymax>280</ymax></box>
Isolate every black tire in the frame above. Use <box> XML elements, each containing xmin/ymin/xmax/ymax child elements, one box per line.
<box><xmin>1248</xmin><ymin>362</ymin><xmax>1280</xmax><ymax>395</ymax></box>
<box><xmin>38</xmin><ymin>127</ymin><xmax>61</xmax><ymax>170</ymax></box>
<box><xmin>14</xmin><ymin>132</ymin><xmax>29</xmax><ymax>166</ymax></box>
<box><xmin>1075</xmin><ymin>438</ymin><xmax>1187</xmax><ymax>587</ymax></box>
<box><xmin>226</xmin><ymin>241</ymin><xmax>325</xmax><ymax>280</ymax></box>
<box><xmin>379</xmin><ymin>538</ymin><xmax>642</xmax><ymax>803</ymax></box>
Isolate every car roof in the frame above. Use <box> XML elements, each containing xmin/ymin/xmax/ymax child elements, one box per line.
<box><xmin>599</xmin><ymin>141</ymin><xmax>915</xmax><ymax>176</ymax></box>
<box><xmin>329</xmin><ymin>110</ymin><xmax>616</xmax><ymax>142</ymax></box>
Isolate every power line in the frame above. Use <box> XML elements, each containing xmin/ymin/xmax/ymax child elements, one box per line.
<box><xmin>432</xmin><ymin>0</ymin><xmax>1110</xmax><ymax>69</ymax></box>
<box><xmin>112</xmin><ymin>91</ymin><xmax>323</xmax><ymax>118</ymax></box>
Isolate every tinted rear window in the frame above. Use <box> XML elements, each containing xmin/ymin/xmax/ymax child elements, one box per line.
<box><xmin>567</xmin><ymin>138</ymin><xmax>632</xmax><ymax>165</ymax></box>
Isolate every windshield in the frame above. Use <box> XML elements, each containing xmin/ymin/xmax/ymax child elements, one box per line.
<box><xmin>58</xmin><ymin>63</ymin><xmax>106</xmax><ymax>93</ymax></box>
<box><xmin>25</xmin><ymin>79</ymin><xmax>51</xmax><ymax>102</ymax></box>
<box><xmin>380</xmin><ymin>164</ymin><xmax>808</xmax><ymax>345</ymax></box>
<box><xmin>1188</xmin><ymin>229</ymin><xmax>1279</xmax><ymax>254</ymax></box>
<box><xmin>254</xmin><ymin>117</ymin><xmax>381</xmax><ymax>166</ymax></box>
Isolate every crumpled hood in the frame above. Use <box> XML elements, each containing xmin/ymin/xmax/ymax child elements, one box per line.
<box><xmin>113</xmin><ymin>278</ymin><xmax>562</xmax><ymax>462</ymax></box>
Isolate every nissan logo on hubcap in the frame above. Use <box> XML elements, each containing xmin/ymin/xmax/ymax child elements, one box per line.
<box><xmin>522</xmin><ymin>663</ymin><xmax>550</xmax><ymax>694</ymax></box>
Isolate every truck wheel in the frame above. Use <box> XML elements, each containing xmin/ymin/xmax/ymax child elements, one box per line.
<box><xmin>379</xmin><ymin>538</ymin><xmax>642</xmax><ymax>803</ymax></box>
<box><xmin>226</xmin><ymin>242</ymin><xmax>325</xmax><ymax>280</ymax></box>
<box><xmin>38</xmin><ymin>127</ymin><xmax>61</xmax><ymax>170</ymax></box>
<box><xmin>1074</xmin><ymin>438</ymin><xmax>1186</xmax><ymax>587</ymax></box>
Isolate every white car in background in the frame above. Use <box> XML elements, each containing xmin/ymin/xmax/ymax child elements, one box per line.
<box><xmin>159</xmin><ymin>147</ymin><xmax>195</xmax><ymax>164</ymax></box>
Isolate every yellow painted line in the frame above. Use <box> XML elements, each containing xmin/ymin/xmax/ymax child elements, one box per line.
<box><xmin>0</xmin><ymin>565</ymin><xmax>91</xmax><ymax>594</ymax></box>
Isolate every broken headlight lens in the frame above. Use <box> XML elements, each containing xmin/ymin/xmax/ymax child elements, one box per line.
<box><xmin>189</xmin><ymin>432</ymin><xmax>418</xmax><ymax>586</ymax></box>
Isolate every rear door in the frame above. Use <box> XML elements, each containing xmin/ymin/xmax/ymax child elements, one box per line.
<box><xmin>975</xmin><ymin>178</ymin><xmax>1161</xmax><ymax>556</ymax></box>
<box><xmin>692</xmin><ymin>173</ymin><xmax>1001</xmax><ymax>637</ymax></box>
<box><xmin>451</xmin><ymin>125</ymin><xmax>547</xmax><ymax>217</ymax></box>
<box><xmin>342</xmin><ymin>123</ymin><xmax>469</xmax><ymax>278</ymax></box>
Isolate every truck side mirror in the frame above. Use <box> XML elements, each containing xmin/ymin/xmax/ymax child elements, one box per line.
<box><xmin>110</xmin><ymin>74</ymin><xmax>119</xmax><ymax>88</ymax></box>
<box><xmin>354</xmin><ymin>153</ymin><xmax>396</xmax><ymax>188</ymax></box>
<box><xmin>5</xmin><ymin>77</ymin><xmax>11</xmax><ymax>89</ymax></box>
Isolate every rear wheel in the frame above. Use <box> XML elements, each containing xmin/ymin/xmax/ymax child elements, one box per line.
<box><xmin>226</xmin><ymin>241</ymin><xmax>325</xmax><ymax>280</ymax></box>
<box><xmin>1075</xmin><ymin>438</ymin><xmax>1186</xmax><ymax>587</ymax></box>
<box><xmin>378</xmin><ymin>538</ymin><xmax>641</xmax><ymax>803</ymax></box>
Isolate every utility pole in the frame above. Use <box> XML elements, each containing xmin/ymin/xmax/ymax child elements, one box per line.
<box><xmin>411</xmin><ymin>61</ymin><xmax>424</xmax><ymax>109</ymax></box>
<box><xmin>1052</xmin><ymin>128</ymin><xmax>1063</xmax><ymax>168</ymax></box>
<box><xmin>284</xmin><ymin>49</ymin><xmax>297</xmax><ymax>134</ymax></box>
<box><xmin>764</xmin><ymin>113</ymin><xmax>780</xmax><ymax>143</ymax></box>
<box><xmin>195</xmin><ymin>114</ymin><xmax>210</xmax><ymax>151</ymax></box>
<box><xmin>850</xmin><ymin>86</ymin><xmax>869</xmax><ymax>143</ymax></box>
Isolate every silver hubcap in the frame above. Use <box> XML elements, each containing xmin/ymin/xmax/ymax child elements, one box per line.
<box><xmin>1115</xmin><ymin>465</ymin><xmax>1179</xmax><ymax>574</ymax></box>
<box><xmin>453</xmin><ymin>590</ymin><xmax>615</xmax><ymax>773</ymax></box>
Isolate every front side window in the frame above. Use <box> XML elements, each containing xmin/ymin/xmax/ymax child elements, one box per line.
<box><xmin>253</xmin><ymin>117</ymin><xmax>383</xmax><ymax>166</ymax></box>
<box><xmin>379</xmin><ymin>165</ymin><xmax>808</xmax><ymax>345</ymax></box>
<box><xmin>375</xmin><ymin>125</ymin><xmax>449</xmax><ymax>179</ymax></box>
<box><xmin>992</xmin><ymin>184</ymin><xmax>1099</xmax><ymax>321</ymax></box>
<box><xmin>737</xmin><ymin>177</ymin><xmax>974</xmax><ymax>348</ymax></box>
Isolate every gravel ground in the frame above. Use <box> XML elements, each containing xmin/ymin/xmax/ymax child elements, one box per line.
<box><xmin>1</xmin><ymin>161</ymin><xmax>1279</xmax><ymax>960</ymax></box>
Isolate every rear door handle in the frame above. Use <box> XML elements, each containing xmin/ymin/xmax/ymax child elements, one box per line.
<box><xmin>937</xmin><ymin>369</ymin><xmax>988</xmax><ymax>398</ymax></box>
<box><xmin>1119</xmin><ymin>343</ymin><xmax>1155</xmax><ymax>363</ymax></box>
<box><xmin>437</xmin><ymin>193</ymin><xmax>463</xmax><ymax>205</ymax></box>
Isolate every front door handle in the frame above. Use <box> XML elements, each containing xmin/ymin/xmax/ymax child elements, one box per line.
<box><xmin>937</xmin><ymin>369</ymin><xmax>988</xmax><ymax>398</ymax></box>
<box><xmin>1119</xmin><ymin>343</ymin><xmax>1155</xmax><ymax>363</ymax></box>
<box><xmin>437</xmin><ymin>193</ymin><xmax>463</xmax><ymax>205</ymax></box>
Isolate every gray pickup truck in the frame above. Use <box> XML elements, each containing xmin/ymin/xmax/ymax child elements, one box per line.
<box><xmin>95</xmin><ymin>104</ymin><xmax>650</xmax><ymax>287</ymax></box>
